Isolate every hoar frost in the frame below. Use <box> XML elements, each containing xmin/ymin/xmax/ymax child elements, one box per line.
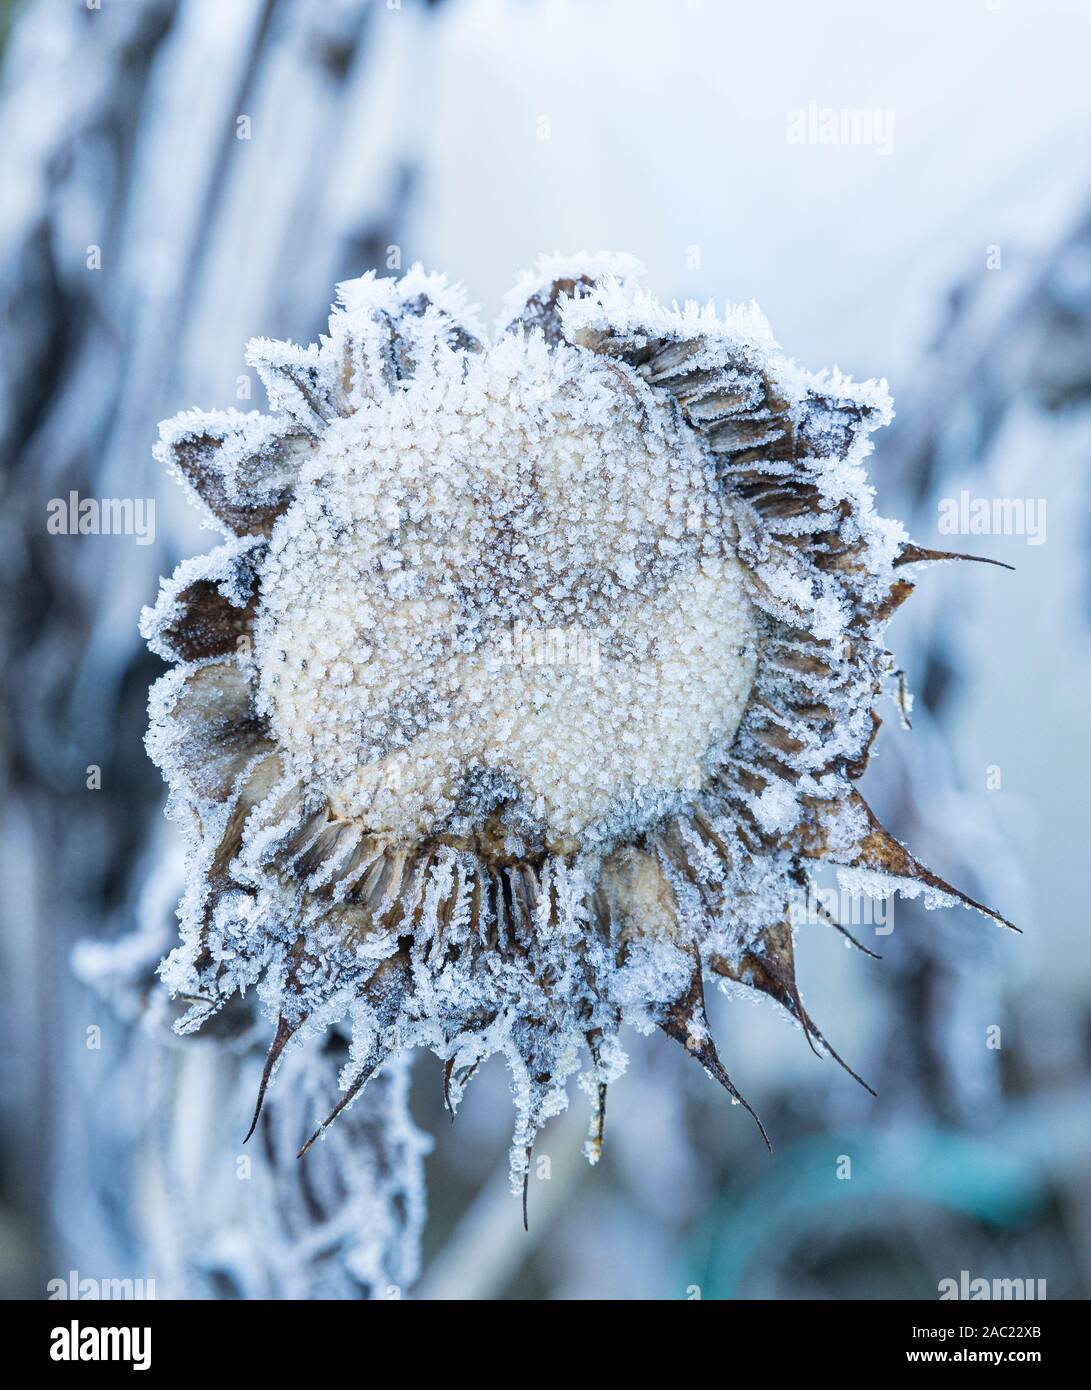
<box><xmin>142</xmin><ymin>253</ymin><xmax>1014</xmax><ymax>1200</ymax></box>
<box><xmin>256</xmin><ymin>329</ymin><xmax>758</xmax><ymax>847</ymax></box>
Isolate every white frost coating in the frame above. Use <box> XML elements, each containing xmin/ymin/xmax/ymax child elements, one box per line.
<box><xmin>153</xmin><ymin>407</ymin><xmax>316</xmax><ymax>539</ymax></box>
<box><xmin>753</xmin><ymin>779</ymin><xmax>803</xmax><ymax>836</ymax></box>
<box><xmin>496</xmin><ymin>250</ymin><xmax>645</xmax><ymax>334</ymax></box>
<box><xmin>139</xmin><ymin>534</ymin><xmax>264</xmax><ymax>659</ymax></box>
<box><xmin>142</xmin><ymin>256</ymin><xmax>943</xmax><ymax>1196</ymax></box>
<box><xmin>562</xmin><ymin>278</ymin><xmax>783</xmax><ymax>357</ymax></box>
<box><xmin>336</xmin><ymin>262</ymin><xmax>483</xmax><ymax>336</ymax></box>
<box><xmin>836</xmin><ymin>864</ymin><xmax>959</xmax><ymax>911</ymax></box>
<box><xmin>254</xmin><ymin>331</ymin><xmax>759</xmax><ymax>850</ymax></box>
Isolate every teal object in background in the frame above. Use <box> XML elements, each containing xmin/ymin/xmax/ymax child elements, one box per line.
<box><xmin>688</xmin><ymin>1128</ymin><xmax>1047</xmax><ymax>1299</ymax></box>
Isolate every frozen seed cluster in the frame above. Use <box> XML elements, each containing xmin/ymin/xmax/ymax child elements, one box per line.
<box><xmin>255</xmin><ymin>330</ymin><xmax>759</xmax><ymax>851</ymax></box>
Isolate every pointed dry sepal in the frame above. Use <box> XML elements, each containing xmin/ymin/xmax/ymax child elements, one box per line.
<box><xmin>582</xmin><ymin>1029</ymin><xmax>610</xmax><ymax>1167</ymax></box>
<box><xmin>503</xmin><ymin>1016</ymin><xmax>584</xmax><ymax>1217</ymax></box>
<box><xmin>870</xmin><ymin>577</ymin><xmax>916</xmax><ymax>624</ymax></box>
<box><xmin>328</xmin><ymin>265</ymin><xmax>483</xmax><ymax>409</ymax></box>
<box><xmin>798</xmin><ymin>790</ymin><xmax>1018</xmax><ymax>931</ymax></box>
<box><xmin>245</xmin><ymin>338</ymin><xmax>345</xmax><ymax>431</ymax></box>
<box><xmin>442</xmin><ymin>1050</ymin><xmax>486</xmax><ymax>1122</ymax></box>
<box><xmin>155</xmin><ymin>408</ymin><xmax>314</xmax><ymax>537</ymax></box>
<box><xmin>294</xmin><ymin>953</ymin><xmax>413</xmax><ymax>1155</ymax></box>
<box><xmin>298</xmin><ymin>1055</ymin><xmax>382</xmax><ymax>1158</ymax></box>
<box><xmin>709</xmin><ymin>917</ymin><xmax>876</xmax><ymax>1097</ymax></box>
<box><xmin>498</xmin><ymin>251</ymin><xmax>645</xmax><ymax>345</ymax></box>
<box><xmin>521</xmin><ymin>1145</ymin><xmax>533</xmax><ymax>1233</ymax></box>
<box><xmin>141</xmin><ymin>536</ymin><xmax>265</xmax><ymax>663</ymax></box>
<box><xmin>145</xmin><ymin>658</ymin><xmax>272</xmax><ymax>806</ymax></box>
<box><xmin>245</xmin><ymin>1013</ymin><xmax>298</xmax><ymax>1143</ymax></box>
<box><xmin>894</xmin><ymin>543</ymin><xmax>1015</xmax><ymax>572</ymax></box>
<box><xmin>661</xmin><ymin>947</ymin><xmax>771</xmax><ymax>1151</ymax></box>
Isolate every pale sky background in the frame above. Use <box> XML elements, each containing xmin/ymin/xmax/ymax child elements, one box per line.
<box><xmin>412</xmin><ymin>0</ymin><xmax>1091</xmax><ymax>386</ymax></box>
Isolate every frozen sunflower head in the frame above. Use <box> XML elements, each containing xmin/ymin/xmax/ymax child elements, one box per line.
<box><xmin>143</xmin><ymin>253</ymin><xmax>1012</xmax><ymax>1194</ymax></box>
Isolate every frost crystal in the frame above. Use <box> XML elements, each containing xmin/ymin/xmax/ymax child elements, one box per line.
<box><xmin>143</xmin><ymin>255</ymin><xmax>1013</xmax><ymax>1198</ymax></box>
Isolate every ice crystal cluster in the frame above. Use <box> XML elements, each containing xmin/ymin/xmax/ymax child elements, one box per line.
<box><xmin>143</xmin><ymin>254</ymin><xmax>1011</xmax><ymax>1194</ymax></box>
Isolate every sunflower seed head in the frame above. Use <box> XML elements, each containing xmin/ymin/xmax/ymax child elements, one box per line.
<box><xmin>142</xmin><ymin>256</ymin><xmax>1011</xmax><ymax>1194</ymax></box>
